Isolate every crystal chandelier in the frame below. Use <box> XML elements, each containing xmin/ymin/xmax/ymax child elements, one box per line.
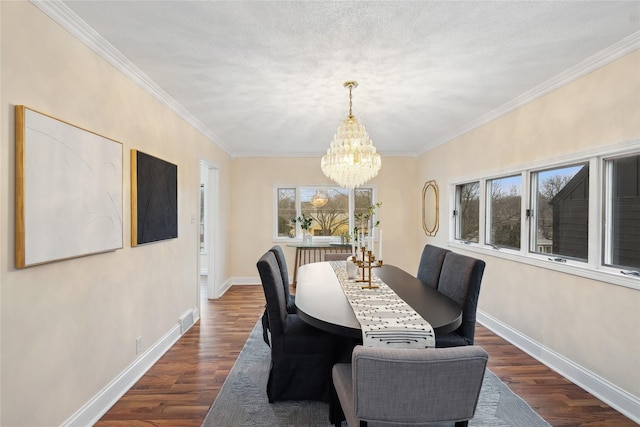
<box><xmin>321</xmin><ymin>81</ymin><xmax>381</xmax><ymax>189</ymax></box>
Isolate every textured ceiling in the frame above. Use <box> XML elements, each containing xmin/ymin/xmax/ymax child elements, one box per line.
<box><xmin>58</xmin><ymin>1</ymin><xmax>640</xmax><ymax>157</ymax></box>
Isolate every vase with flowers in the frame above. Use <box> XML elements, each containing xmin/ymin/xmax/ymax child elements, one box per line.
<box><xmin>291</xmin><ymin>214</ymin><xmax>313</xmax><ymax>245</ymax></box>
<box><xmin>353</xmin><ymin>202</ymin><xmax>382</xmax><ymax>251</ymax></box>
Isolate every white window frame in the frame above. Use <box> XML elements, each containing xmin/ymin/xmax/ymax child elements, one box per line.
<box><xmin>448</xmin><ymin>139</ymin><xmax>640</xmax><ymax>291</ymax></box>
<box><xmin>273</xmin><ymin>185</ymin><xmax>378</xmax><ymax>244</ymax></box>
<box><xmin>485</xmin><ymin>174</ymin><xmax>523</xmax><ymax>251</ymax></box>
<box><xmin>602</xmin><ymin>153</ymin><xmax>640</xmax><ymax>275</ymax></box>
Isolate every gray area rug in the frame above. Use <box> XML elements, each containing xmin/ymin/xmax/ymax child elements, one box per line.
<box><xmin>203</xmin><ymin>322</ymin><xmax>550</xmax><ymax>427</ymax></box>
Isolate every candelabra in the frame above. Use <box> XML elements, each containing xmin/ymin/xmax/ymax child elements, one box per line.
<box><xmin>353</xmin><ymin>245</ymin><xmax>383</xmax><ymax>289</ymax></box>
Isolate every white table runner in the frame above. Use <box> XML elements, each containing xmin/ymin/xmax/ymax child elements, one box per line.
<box><xmin>329</xmin><ymin>261</ymin><xmax>435</xmax><ymax>348</ymax></box>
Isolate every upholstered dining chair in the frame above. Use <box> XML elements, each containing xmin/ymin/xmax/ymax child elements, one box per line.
<box><xmin>435</xmin><ymin>252</ymin><xmax>485</xmax><ymax>348</ymax></box>
<box><xmin>332</xmin><ymin>345</ymin><xmax>488</xmax><ymax>427</ymax></box>
<box><xmin>257</xmin><ymin>251</ymin><xmax>334</xmax><ymax>402</ymax></box>
<box><xmin>261</xmin><ymin>245</ymin><xmax>296</xmax><ymax>345</ymax></box>
<box><xmin>269</xmin><ymin>245</ymin><xmax>296</xmax><ymax>313</ymax></box>
<box><xmin>416</xmin><ymin>244</ymin><xmax>450</xmax><ymax>289</ymax></box>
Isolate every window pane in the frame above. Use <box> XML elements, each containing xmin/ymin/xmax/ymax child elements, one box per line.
<box><xmin>301</xmin><ymin>187</ymin><xmax>349</xmax><ymax>236</ymax></box>
<box><xmin>487</xmin><ymin>175</ymin><xmax>521</xmax><ymax>249</ymax></box>
<box><xmin>354</xmin><ymin>188</ymin><xmax>374</xmax><ymax>232</ymax></box>
<box><xmin>607</xmin><ymin>155</ymin><xmax>640</xmax><ymax>269</ymax></box>
<box><xmin>532</xmin><ymin>164</ymin><xmax>589</xmax><ymax>259</ymax></box>
<box><xmin>456</xmin><ymin>182</ymin><xmax>479</xmax><ymax>242</ymax></box>
<box><xmin>277</xmin><ymin>188</ymin><xmax>296</xmax><ymax>237</ymax></box>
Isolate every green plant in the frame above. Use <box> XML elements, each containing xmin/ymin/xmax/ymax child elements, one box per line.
<box><xmin>353</xmin><ymin>202</ymin><xmax>382</xmax><ymax>238</ymax></box>
<box><xmin>291</xmin><ymin>214</ymin><xmax>313</xmax><ymax>231</ymax></box>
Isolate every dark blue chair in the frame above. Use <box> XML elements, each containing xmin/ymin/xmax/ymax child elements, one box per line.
<box><xmin>257</xmin><ymin>251</ymin><xmax>334</xmax><ymax>402</ymax></box>
<box><xmin>435</xmin><ymin>252</ymin><xmax>485</xmax><ymax>348</ymax></box>
<box><xmin>416</xmin><ymin>244</ymin><xmax>450</xmax><ymax>289</ymax></box>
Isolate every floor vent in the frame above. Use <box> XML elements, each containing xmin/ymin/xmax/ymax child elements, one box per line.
<box><xmin>179</xmin><ymin>310</ymin><xmax>195</xmax><ymax>334</ymax></box>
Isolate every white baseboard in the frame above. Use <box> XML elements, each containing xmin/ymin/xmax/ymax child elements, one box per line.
<box><xmin>477</xmin><ymin>311</ymin><xmax>640</xmax><ymax>424</ymax></box>
<box><xmin>201</xmin><ymin>277</ymin><xmax>260</xmax><ymax>300</ymax></box>
<box><xmin>60</xmin><ymin>324</ymin><xmax>183</xmax><ymax>426</ymax></box>
<box><xmin>230</xmin><ymin>276</ymin><xmax>261</xmax><ymax>286</ymax></box>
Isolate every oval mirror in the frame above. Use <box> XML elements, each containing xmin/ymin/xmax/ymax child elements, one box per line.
<box><xmin>422</xmin><ymin>180</ymin><xmax>439</xmax><ymax>236</ymax></box>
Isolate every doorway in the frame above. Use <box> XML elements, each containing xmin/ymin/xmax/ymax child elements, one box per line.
<box><xmin>199</xmin><ymin>161</ymin><xmax>219</xmax><ymax>300</ymax></box>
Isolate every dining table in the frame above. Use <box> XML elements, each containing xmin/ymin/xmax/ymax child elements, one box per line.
<box><xmin>294</xmin><ymin>261</ymin><xmax>462</xmax><ymax>340</ymax></box>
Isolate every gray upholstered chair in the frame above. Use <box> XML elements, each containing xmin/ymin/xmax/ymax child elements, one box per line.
<box><xmin>257</xmin><ymin>251</ymin><xmax>334</xmax><ymax>402</ymax></box>
<box><xmin>324</xmin><ymin>252</ymin><xmax>354</xmax><ymax>261</ymax></box>
<box><xmin>332</xmin><ymin>345</ymin><xmax>488</xmax><ymax>427</ymax></box>
<box><xmin>416</xmin><ymin>244</ymin><xmax>450</xmax><ymax>288</ymax></box>
<box><xmin>269</xmin><ymin>245</ymin><xmax>296</xmax><ymax>313</ymax></box>
<box><xmin>262</xmin><ymin>245</ymin><xmax>296</xmax><ymax>345</ymax></box>
<box><xmin>435</xmin><ymin>252</ymin><xmax>485</xmax><ymax>348</ymax></box>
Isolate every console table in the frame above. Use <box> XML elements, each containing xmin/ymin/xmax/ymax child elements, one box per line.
<box><xmin>287</xmin><ymin>243</ymin><xmax>352</xmax><ymax>287</ymax></box>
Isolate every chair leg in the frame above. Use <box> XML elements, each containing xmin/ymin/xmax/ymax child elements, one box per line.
<box><xmin>329</xmin><ymin>376</ymin><xmax>345</xmax><ymax>425</ymax></box>
<box><xmin>261</xmin><ymin>308</ymin><xmax>270</xmax><ymax>347</ymax></box>
<box><xmin>454</xmin><ymin>421</ymin><xmax>469</xmax><ymax>427</ymax></box>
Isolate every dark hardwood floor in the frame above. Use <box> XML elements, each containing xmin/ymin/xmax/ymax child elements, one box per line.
<box><xmin>95</xmin><ymin>284</ymin><xmax>635</xmax><ymax>427</ymax></box>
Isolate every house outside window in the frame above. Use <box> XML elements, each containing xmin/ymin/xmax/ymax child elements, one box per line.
<box><xmin>449</xmin><ymin>148</ymin><xmax>639</xmax><ymax>288</ymax></box>
<box><xmin>604</xmin><ymin>154</ymin><xmax>640</xmax><ymax>270</ymax></box>
<box><xmin>530</xmin><ymin>163</ymin><xmax>589</xmax><ymax>260</ymax></box>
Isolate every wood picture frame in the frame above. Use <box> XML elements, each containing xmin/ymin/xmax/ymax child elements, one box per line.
<box><xmin>131</xmin><ymin>150</ymin><xmax>178</xmax><ymax>246</ymax></box>
<box><xmin>15</xmin><ymin>105</ymin><xmax>123</xmax><ymax>268</ymax></box>
<box><xmin>422</xmin><ymin>180</ymin><xmax>439</xmax><ymax>237</ymax></box>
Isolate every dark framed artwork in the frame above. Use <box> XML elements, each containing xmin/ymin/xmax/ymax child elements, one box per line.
<box><xmin>131</xmin><ymin>150</ymin><xmax>178</xmax><ymax>246</ymax></box>
<box><xmin>15</xmin><ymin>105</ymin><xmax>123</xmax><ymax>268</ymax></box>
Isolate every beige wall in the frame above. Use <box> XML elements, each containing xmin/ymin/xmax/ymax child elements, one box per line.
<box><xmin>0</xmin><ymin>2</ymin><xmax>231</xmax><ymax>426</ymax></box>
<box><xmin>230</xmin><ymin>156</ymin><xmax>419</xmax><ymax>277</ymax></box>
<box><xmin>418</xmin><ymin>51</ymin><xmax>640</xmax><ymax>397</ymax></box>
<box><xmin>2</xmin><ymin>1</ymin><xmax>638</xmax><ymax>425</ymax></box>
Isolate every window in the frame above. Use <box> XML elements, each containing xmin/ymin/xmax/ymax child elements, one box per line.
<box><xmin>486</xmin><ymin>175</ymin><xmax>521</xmax><ymax>250</ymax></box>
<box><xmin>604</xmin><ymin>154</ymin><xmax>640</xmax><ymax>271</ymax></box>
<box><xmin>300</xmin><ymin>187</ymin><xmax>349</xmax><ymax>237</ymax></box>
<box><xmin>530</xmin><ymin>163</ymin><xmax>589</xmax><ymax>260</ymax></box>
<box><xmin>276</xmin><ymin>186</ymin><xmax>376</xmax><ymax>240</ymax></box>
<box><xmin>449</xmin><ymin>147</ymin><xmax>640</xmax><ymax>288</ymax></box>
<box><xmin>276</xmin><ymin>188</ymin><xmax>296</xmax><ymax>238</ymax></box>
<box><xmin>455</xmin><ymin>182</ymin><xmax>479</xmax><ymax>243</ymax></box>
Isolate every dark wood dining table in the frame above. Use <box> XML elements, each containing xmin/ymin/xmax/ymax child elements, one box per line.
<box><xmin>295</xmin><ymin>262</ymin><xmax>462</xmax><ymax>339</ymax></box>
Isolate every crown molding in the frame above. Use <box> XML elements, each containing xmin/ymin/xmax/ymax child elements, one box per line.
<box><xmin>30</xmin><ymin>0</ymin><xmax>232</xmax><ymax>156</ymax></box>
<box><xmin>422</xmin><ymin>31</ymin><xmax>640</xmax><ymax>155</ymax></box>
<box><xmin>230</xmin><ymin>150</ymin><xmax>417</xmax><ymax>159</ymax></box>
<box><xmin>30</xmin><ymin>1</ymin><xmax>638</xmax><ymax>159</ymax></box>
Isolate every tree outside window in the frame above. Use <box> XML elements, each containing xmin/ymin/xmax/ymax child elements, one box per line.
<box><xmin>456</xmin><ymin>182</ymin><xmax>479</xmax><ymax>243</ymax></box>
<box><xmin>487</xmin><ymin>175</ymin><xmax>521</xmax><ymax>250</ymax></box>
<box><xmin>276</xmin><ymin>186</ymin><xmax>375</xmax><ymax>240</ymax></box>
<box><xmin>300</xmin><ymin>187</ymin><xmax>349</xmax><ymax>237</ymax></box>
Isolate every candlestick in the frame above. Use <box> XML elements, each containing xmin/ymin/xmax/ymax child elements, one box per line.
<box><xmin>355</xmin><ymin>245</ymin><xmax>382</xmax><ymax>289</ymax></box>
<box><xmin>370</xmin><ymin>229</ymin><xmax>373</xmax><ymax>253</ymax></box>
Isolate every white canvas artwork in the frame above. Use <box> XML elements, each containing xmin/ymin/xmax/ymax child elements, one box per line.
<box><xmin>16</xmin><ymin>106</ymin><xmax>123</xmax><ymax>267</ymax></box>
